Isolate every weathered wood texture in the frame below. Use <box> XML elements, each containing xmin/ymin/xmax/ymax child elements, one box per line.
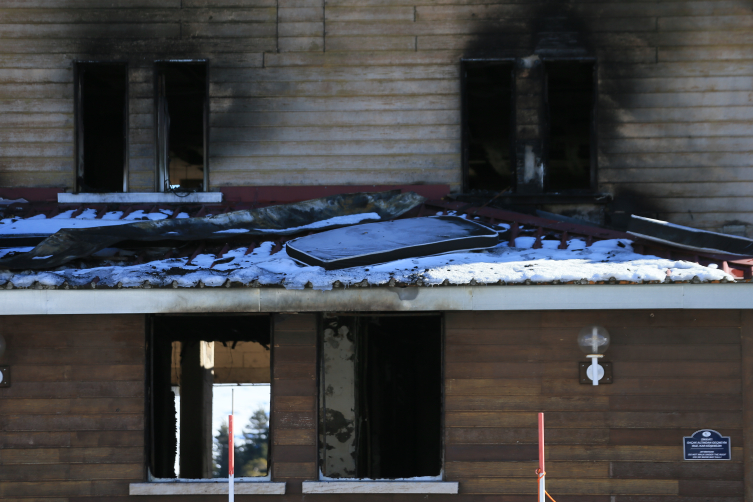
<box><xmin>0</xmin><ymin>0</ymin><xmax>750</xmax><ymax>228</ymax></box>
<box><xmin>444</xmin><ymin>310</ymin><xmax>745</xmax><ymax>501</ymax></box>
<box><xmin>742</xmin><ymin>311</ymin><xmax>753</xmax><ymax>502</ymax></box>
<box><xmin>0</xmin><ymin>314</ymin><xmax>145</xmax><ymax>499</ymax></box>
<box><xmin>271</xmin><ymin>314</ymin><xmax>318</xmax><ymax>494</ymax></box>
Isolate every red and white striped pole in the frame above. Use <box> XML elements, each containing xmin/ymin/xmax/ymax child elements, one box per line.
<box><xmin>538</xmin><ymin>413</ymin><xmax>545</xmax><ymax>502</ymax></box>
<box><xmin>229</xmin><ymin>390</ymin><xmax>234</xmax><ymax>502</ymax></box>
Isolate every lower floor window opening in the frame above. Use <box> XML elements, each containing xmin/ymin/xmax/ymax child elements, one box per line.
<box><xmin>150</xmin><ymin>314</ymin><xmax>271</xmax><ymax>479</ymax></box>
<box><xmin>319</xmin><ymin>314</ymin><xmax>443</xmax><ymax>480</ymax></box>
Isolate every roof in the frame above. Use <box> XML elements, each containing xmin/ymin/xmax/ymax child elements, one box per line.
<box><xmin>0</xmin><ymin>194</ymin><xmax>748</xmax><ymax>291</ymax></box>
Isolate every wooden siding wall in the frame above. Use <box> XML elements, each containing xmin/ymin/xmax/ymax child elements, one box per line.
<box><xmin>0</xmin><ymin>315</ymin><xmax>145</xmax><ymax>500</ymax></box>
<box><xmin>0</xmin><ymin>1</ymin><xmax>751</xmax><ymax>233</ymax></box>
<box><xmin>0</xmin><ymin>310</ymin><xmax>749</xmax><ymax>502</ymax></box>
<box><xmin>444</xmin><ymin>310</ymin><xmax>745</xmax><ymax>501</ymax></box>
<box><xmin>270</xmin><ymin>313</ymin><xmax>318</xmax><ymax>493</ymax></box>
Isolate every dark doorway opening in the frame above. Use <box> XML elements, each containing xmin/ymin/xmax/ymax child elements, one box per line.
<box><xmin>463</xmin><ymin>61</ymin><xmax>515</xmax><ymax>192</ymax></box>
<box><xmin>320</xmin><ymin>315</ymin><xmax>442</xmax><ymax>479</ymax></box>
<box><xmin>545</xmin><ymin>61</ymin><xmax>595</xmax><ymax>192</ymax></box>
<box><xmin>75</xmin><ymin>63</ymin><xmax>127</xmax><ymax>192</ymax></box>
<box><xmin>156</xmin><ymin>62</ymin><xmax>207</xmax><ymax>192</ymax></box>
<box><xmin>150</xmin><ymin>315</ymin><xmax>271</xmax><ymax>479</ymax></box>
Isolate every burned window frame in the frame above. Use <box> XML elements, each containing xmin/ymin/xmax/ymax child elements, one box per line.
<box><xmin>153</xmin><ymin>60</ymin><xmax>210</xmax><ymax>193</ymax></box>
<box><xmin>460</xmin><ymin>58</ymin><xmax>516</xmax><ymax>194</ymax></box>
<box><xmin>145</xmin><ymin>313</ymin><xmax>273</xmax><ymax>481</ymax></box>
<box><xmin>542</xmin><ymin>57</ymin><xmax>598</xmax><ymax>194</ymax></box>
<box><xmin>461</xmin><ymin>56</ymin><xmax>598</xmax><ymax>195</ymax></box>
<box><xmin>73</xmin><ymin>60</ymin><xmax>129</xmax><ymax>193</ymax></box>
<box><xmin>317</xmin><ymin>313</ymin><xmax>445</xmax><ymax>481</ymax></box>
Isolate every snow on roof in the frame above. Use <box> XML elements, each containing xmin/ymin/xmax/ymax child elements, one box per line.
<box><xmin>0</xmin><ymin>208</ymin><xmax>184</xmax><ymax>236</ymax></box>
<box><xmin>0</xmin><ymin>200</ymin><xmax>738</xmax><ymax>290</ymax></box>
<box><xmin>0</xmin><ymin>236</ymin><xmax>733</xmax><ymax>290</ymax></box>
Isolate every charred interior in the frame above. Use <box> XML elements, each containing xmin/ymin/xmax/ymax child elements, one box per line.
<box><xmin>464</xmin><ymin>62</ymin><xmax>515</xmax><ymax>192</ymax></box>
<box><xmin>75</xmin><ymin>63</ymin><xmax>127</xmax><ymax>193</ymax></box>
<box><xmin>320</xmin><ymin>315</ymin><xmax>442</xmax><ymax>479</ymax></box>
<box><xmin>156</xmin><ymin>62</ymin><xmax>207</xmax><ymax>192</ymax></box>
<box><xmin>545</xmin><ymin>61</ymin><xmax>595</xmax><ymax>192</ymax></box>
<box><xmin>150</xmin><ymin>314</ymin><xmax>271</xmax><ymax>479</ymax></box>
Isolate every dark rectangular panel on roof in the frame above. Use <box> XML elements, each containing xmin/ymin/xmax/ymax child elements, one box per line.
<box><xmin>286</xmin><ymin>216</ymin><xmax>500</xmax><ymax>270</ymax></box>
<box><xmin>628</xmin><ymin>215</ymin><xmax>753</xmax><ymax>256</ymax></box>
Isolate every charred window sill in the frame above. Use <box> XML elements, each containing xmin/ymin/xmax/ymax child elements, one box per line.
<box><xmin>59</xmin><ymin>192</ymin><xmax>223</xmax><ymax>204</ymax></box>
<box><xmin>454</xmin><ymin>192</ymin><xmax>612</xmax><ymax>206</ymax></box>
<box><xmin>129</xmin><ymin>481</ymin><xmax>285</xmax><ymax>495</ymax></box>
<box><xmin>302</xmin><ymin>481</ymin><xmax>459</xmax><ymax>494</ymax></box>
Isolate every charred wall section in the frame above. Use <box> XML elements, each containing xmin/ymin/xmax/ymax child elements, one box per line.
<box><xmin>0</xmin><ymin>1</ymin><xmax>752</xmax><ymax>233</ymax></box>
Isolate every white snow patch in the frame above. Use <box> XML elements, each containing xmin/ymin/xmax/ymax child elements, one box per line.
<box><xmin>259</xmin><ymin>212</ymin><xmax>382</xmax><ymax>233</ymax></box>
<box><xmin>214</xmin><ymin>229</ymin><xmax>250</xmax><ymax>234</ymax></box>
<box><xmin>32</xmin><ymin>255</ymin><xmax>53</xmax><ymax>260</ymax></box>
<box><xmin>75</xmin><ymin>208</ymin><xmax>99</xmax><ymax>219</ymax></box>
<box><xmin>0</xmin><ymin>217</ymin><xmax>137</xmax><ymax>235</ymax></box>
<box><xmin>53</xmin><ymin>210</ymin><xmax>75</xmax><ymax>219</ymax></box>
<box><xmin>0</xmin><ymin>238</ymin><xmax>732</xmax><ymax>290</ymax></box>
<box><xmin>212</xmin><ymin>213</ymin><xmax>381</xmax><ymax>235</ymax></box>
<box><xmin>0</xmin><ymin>247</ymin><xmax>33</xmax><ymax>259</ymax></box>
<box><xmin>125</xmin><ymin>210</ymin><xmax>169</xmax><ymax>221</ymax></box>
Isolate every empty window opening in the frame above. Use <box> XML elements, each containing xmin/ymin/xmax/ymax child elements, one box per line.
<box><xmin>156</xmin><ymin>62</ymin><xmax>207</xmax><ymax>192</ymax></box>
<box><xmin>75</xmin><ymin>63</ymin><xmax>127</xmax><ymax>193</ymax></box>
<box><xmin>463</xmin><ymin>61</ymin><xmax>515</xmax><ymax>192</ymax></box>
<box><xmin>319</xmin><ymin>315</ymin><xmax>442</xmax><ymax>479</ymax></box>
<box><xmin>545</xmin><ymin>61</ymin><xmax>594</xmax><ymax>191</ymax></box>
<box><xmin>150</xmin><ymin>315</ymin><xmax>270</xmax><ymax>479</ymax></box>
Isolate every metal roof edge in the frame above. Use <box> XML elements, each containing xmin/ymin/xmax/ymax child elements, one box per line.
<box><xmin>0</xmin><ymin>284</ymin><xmax>750</xmax><ymax>315</ymax></box>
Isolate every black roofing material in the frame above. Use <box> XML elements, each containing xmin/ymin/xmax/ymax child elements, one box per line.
<box><xmin>0</xmin><ymin>191</ymin><xmax>425</xmax><ymax>270</ymax></box>
<box><xmin>628</xmin><ymin>215</ymin><xmax>753</xmax><ymax>257</ymax></box>
<box><xmin>286</xmin><ymin>216</ymin><xmax>500</xmax><ymax>270</ymax></box>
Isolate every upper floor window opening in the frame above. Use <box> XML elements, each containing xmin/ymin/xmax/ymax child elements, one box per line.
<box><xmin>462</xmin><ymin>58</ymin><xmax>596</xmax><ymax>195</ymax></box>
<box><xmin>155</xmin><ymin>62</ymin><xmax>208</xmax><ymax>193</ymax></box>
<box><xmin>545</xmin><ymin>60</ymin><xmax>596</xmax><ymax>192</ymax></box>
<box><xmin>463</xmin><ymin>61</ymin><xmax>515</xmax><ymax>193</ymax></box>
<box><xmin>74</xmin><ymin>62</ymin><xmax>128</xmax><ymax>193</ymax></box>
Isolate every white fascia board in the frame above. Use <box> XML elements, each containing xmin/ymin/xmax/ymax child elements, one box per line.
<box><xmin>0</xmin><ymin>289</ymin><xmax>261</xmax><ymax>315</ymax></box>
<box><xmin>302</xmin><ymin>481</ymin><xmax>458</xmax><ymax>494</ymax></box>
<box><xmin>0</xmin><ymin>285</ymin><xmax>750</xmax><ymax>315</ymax></box>
<box><xmin>258</xmin><ymin>286</ymin><xmax>474</xmax><ymax>312</ymax></box>
<box><xmin>129</xmin><ymin>482</ymin><xmax>285</xmax><ymax>495</ymax></box>
<box><xmin>470</xmin><ymin>284</ymin><xmax>686</xmax><ymax>310</ymax></box>
<box><xmin>58</xmin><ymin>192</ymin><xmax>223</xmax><ymax>204</ymax></box>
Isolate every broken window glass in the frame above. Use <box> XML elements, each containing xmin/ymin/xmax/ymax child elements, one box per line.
<box><xmin>150</xmin><ymin>315</ymin><xmax>270</xmax><ymax>479</ymax></box>
<box><xmin>155</xmin><ymin>62</ymin><xmax>207</xmax><ymax>192</ymax></box>
<box><xmin>319</xmin><ymin>315</ymin><xmax>442</xmax><ymax>479</ymax></box>
<box><xmin>545</xmin><ymin>60</ymin><xmax>595</xmax><ymax>191</ymax></box>
<box><xmin>463</xmin><ymin>61</ymin><xmax>515</xmax><ymax>192</ymax></box>
<box><xmin>75</xmin><ymin>63</ymin><xmax>127</xmax><ymax>193</ymax></box>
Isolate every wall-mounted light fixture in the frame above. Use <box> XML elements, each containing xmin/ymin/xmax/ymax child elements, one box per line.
<box><xmin>578</xmin><ymin>325</ymin><xmax>611</xmax><ymax>386</ymax></box>
<box><xmin>0</xmin><ymin>333</ymin><xmax>9</xmax><ymax>388</ymax></box>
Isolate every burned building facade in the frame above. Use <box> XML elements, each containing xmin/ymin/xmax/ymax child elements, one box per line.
<box><xmin>1</xmin><ymin>1</ymin><xmax>753</xmax><ymax>502</ymax></box>
<box><xmin>0</xmin><ymin>0</ymin><xmax>751</xmax><ymax>231</ymax></box>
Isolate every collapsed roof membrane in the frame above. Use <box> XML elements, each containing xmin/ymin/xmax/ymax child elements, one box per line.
<box><xmin>629</xmin><ymin>215</ymin><xmax>753</xmax><ymax>256</ymax></box>
<box><xmin>286</xmin><ymin>216</ymin><xmax>500</xmax><ymax>270</ymax></box>
<box><xmin>0</xmin><ymin>191</ymin><xmax>425</xmax><ymax>270</ymax></box>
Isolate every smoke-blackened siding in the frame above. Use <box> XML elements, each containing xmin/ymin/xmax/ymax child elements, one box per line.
<box><xmin>0</xmin><ymin>1</ymin><xmax>752</xmax><ymax>233</ymax></box>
